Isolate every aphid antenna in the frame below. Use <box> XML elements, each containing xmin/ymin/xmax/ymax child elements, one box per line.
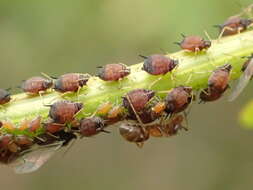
<box><xmin>139</xmin><ymin>54</ymin><xmax>148</xmax><ymax>59</ymax></box>
<box><xmin>204</xmin><ymin>30</ymin><xmax>213</xmax><ymax>41</ymax></box>
<box><xmin>41</xmin><ymin>72</ymin><xmax>57</xmax><ymax>80</ymax></box>
<box><xmin>35</xmin><ymin>136</ymin><xmax>46</xmax><ymax>142</ymax></box>
<box><xmin>213</xmin><ymin>24</ymin><xmax>222</xmax><ymax>29</ymax></box>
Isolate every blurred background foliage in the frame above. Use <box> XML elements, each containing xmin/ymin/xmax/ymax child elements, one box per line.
<box><xmin>1</xmin><ymin>0</ymin><xmax>253</xmax><ymax>190</ymax></box>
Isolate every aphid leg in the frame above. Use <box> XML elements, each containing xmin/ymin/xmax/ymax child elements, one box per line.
<box><xmin>204</xmin><ymin>30</ymin><xmax>213</xmax><ymax>41</ymax></box>
<box><xmin>218</xmin><ymin>26</ymin><xmax>237</xmax><ymax>41</ymax></box>
<box><xmin>35</xmin><ymin>136</ymin><xmax>46</xmax><ymax>142</ymax></box>
<box><xmin>46</xmin><ymin>132</ymin><xmax>60</xmax><ymax>139</ymax></box>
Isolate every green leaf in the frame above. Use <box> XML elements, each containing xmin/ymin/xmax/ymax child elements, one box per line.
<box><xmin>239</xmin><ymin>100</ymin><xmax>253</xmax><ymax>129</ymax></box>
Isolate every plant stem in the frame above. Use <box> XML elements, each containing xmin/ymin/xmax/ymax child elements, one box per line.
<box><xmin>1</xmin><ymin>30</ymin><xmax>253</xmax><ymax>125</ymax></box>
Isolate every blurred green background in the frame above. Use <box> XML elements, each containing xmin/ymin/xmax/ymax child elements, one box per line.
<box><xmin>1</xmin><ymin>0</ymin><xmax>253</xmax><ymax>189</ymax></box>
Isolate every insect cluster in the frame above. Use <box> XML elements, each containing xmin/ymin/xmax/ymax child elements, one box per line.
<box><xmin>0</xmin><ymin>12</ymin><xmax>252</xmax><ymax>174</ymax></box>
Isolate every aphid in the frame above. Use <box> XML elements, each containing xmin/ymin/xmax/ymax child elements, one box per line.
<box><xmin>79</xmin><ymin>117</ymin><xmax>107</xmax><ymax>137</ymax></box>
<box><xmin>119</xmin><ymin>122</ymin><xmax>149</xmax><ymax>147</ymax></box>
<box><xmin>147</xmin><ymin>124</ymin><xmax>163</xmax><ymax>137</ymax></box>
<box><xmin>229</xmin><ymin>55</ymin><xmax>253</xmax><ymax>101</ymax></box>
<box><xmin>165</xmin><ymin>86</ymin><xmax>193</xmax><ymax>114</ymax></box>
<box><xmin>21</xmin><ymin>76</ymin><xmax>53</xmax><ymax>95</ymax></box>
<box><xmin>15</xmin><ymin>135</ymin><xmax>33</xmax><ymax>147</ymax></box>
<box><xmin>107</xmin><ymin>105</ymin><xmax>124</xmax><ymax>119</ymax></box>
<box><xmin>161</xmin><ymin>114</ymin><xmax>187</xmax><ymax>136</ymax></box>
<box><xmin>96</xmin><ymin>102</ymin><xmax>113</xmax><ymax>115</ymax></box>
<box><xmin>97</xmin><ymin>63</ymin><xmax>130</xmax><ymax>81</ymax></box>
<box><xmin>54</xmin><ymin>73</ymin><xmax>90</xmax><ymax>93</ymax></box>
<box><xmin>123</xmin><ymin>89</ymin><xmax>155</xmax><ymax>112</ymax></box>
<box><xmin>140</xmin><ymin>54</ymin><xmax>178</xmax><ymax>75</ymax></box>
<box><xmin>28</xmin><ymin>116</ymin><xmax>42</xmax><ymax>133</ymax></box>
<box><xmin>48</xmin><ymin>100</ymin><xmax>83</xmax><ymax>124</ymax></box>
<box><xmin>151</xmin><ymin>102</ymin><xmax>166</xmax><ymax>115</ymax></box>
<box><xmin>216</xmin><ymin>16</ymin><xmax>252</xmax><ymax>37</ymax></box>
<box><xmin>0</xmin><ymin>89</ymin><xmax>11</xmax><ymax>105</ymax></box>
<box><xmin>176</xmin><ymin>35</ymin><xmax>211</xmax><ymax>52</ymax></box>
<box><xmin>0</xmin><ymin>134</ymin><xmax>19</xmax><ymax>153</ymax></box>
<box><xmin>200</xmin><ymin>64</ymin><xmax>232</xmax><ymax>102</ymax></box>
<box><xmin>43</xmin><ymin>119</ymin><xmax>64</xmax><ymax>134</ymax></box>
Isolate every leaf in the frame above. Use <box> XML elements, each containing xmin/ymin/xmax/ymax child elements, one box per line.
<box><xmin>239</xmin><ymin>100</ymin><xmax>253</xmax><ymax>129</ymax></box>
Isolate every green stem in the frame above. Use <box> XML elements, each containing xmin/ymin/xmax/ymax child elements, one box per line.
<box><xmin>1</xmin><ymin>30</ymin><xmax>253</xmax><ymax>125</ymax></box>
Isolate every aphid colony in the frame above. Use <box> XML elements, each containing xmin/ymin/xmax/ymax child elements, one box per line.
<box><xmin>0</xmin><ymin>13</ymin><xmax>251</xmax><ymax>174</ymax></box>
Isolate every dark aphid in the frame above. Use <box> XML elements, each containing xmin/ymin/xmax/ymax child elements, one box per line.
<box><xmin>0</xmin><ymin>89</ymin><xmax>11</xmax><ymax>105</ymax></box>
<box><xmin>176</xmin><ymin>35</ymin><xmax>211</xmax><ymax>52</ymax></box>
<box><xmin>97</xmin><ymin>63</ymin><xmax>130</xmax><ymax>81</ymax></box>
<box><xmin>48</xmin><ymin>100</ymin><xmax>83</xmax><ymax>124</ymax></box>
<box><xmin>54</xmin><ymin>130</ymin><xmax>77</xmax><ymax>146</ymax></box>
<box><xmin>43</xmin><ymin>119</ymin><xmax>64</xmax><ymax>134</ymax></box>
<box><xmin>15</xmin><ymin>135</ymin><xmax>33</xmax><ymax>147</ymax></box>
<box><xmin>229</xmin><ymin>55</ymin><xmax>253</xmax><ymax>101</ymax></box>
<box><xmin>165</xmin><ymin>86</ymin><xmax>193</xmax><ymax>114</ymax></box>
<box><xmin>216</xmin><ymin>16</ymin><xmax>252</xmax><ymax>37</ymax></box>
<box><xmin>119</xmin><ymin>122</ymin><xmax>149</xmax><ymax>146</ymax></box>
<box><xmin>200</xmin><ymin>64</ymin><xmax>232</xmax><ymax>102</ymax></box>
<box><xmin>79</xmin><ymin>117</ymin><xmax>107</xmax><ymax>137</ymax></box>
<box><xmin>123</xmin><ymin>89</ymin><xmax>155</xmax><ymax>112</ymax></box>
<box><xmin>21</xmin><ymin>76</ymin><xmax>53</xmax><ymax>95</ymax></box>
<box><xmin>54</xmin><ymin>73</ymin><xmax>90</xmax><ymax>93</ymax></box>
<box><xmin>141</xmin><ymin>54</ymin><xmax>178</xmax><ymax>75</ymax></box>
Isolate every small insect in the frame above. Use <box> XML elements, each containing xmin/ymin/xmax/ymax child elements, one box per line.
<box><xmin>21</xmin><ymin>76</ymin><xmax>53</xmax><ymax>95</ymax></box>
<box><xmin>79</xmin><ymin>117</ymin><xmax>107</xmax><ymax>137</ymax></box>
<box><xmin>176</xmin><ymin>35</ymin><xmax>211</xmax><ymax>52</ymax></box>
<box><xmin>43</xmin><ymin>119</ymin><xmax>64</xmax><ymax>134</ymax></box>
<box><xmin>0</xmin><ymin>134</ymin><xmax>19</xmax><ymax>153</ymax></box>
<box><xmin>48</xmin><ymin>100</ymin><xmax>83</xmax><ymax>124</ymax></box>
<box><xmin>216</xmin><ymin>16</ymin><xmax>252</xmax><ymax>37</ymax></box>
<box><xmin>165</xmin><ymin>86</ymin><xmax>193</xmax><ymax>114</ymax></box>
<box><xmin>123</xmin><ymin>89</ymin><xmax>155</xmax><ymax>112</ymax></box>
<box><xmin>15</xmin><ymin>135</ymin><xmax>33</xmax><ymax>147</ymax></box>
<box><xmin>200</xmin><ymin>64</ymin><xmax>232</xmax><ymax>102</ymax></box>
<box><xmin>96</xmin><ymin>102</ymin><xmax>113</xmax><ymax>115</ymax></box>
<box><xmin>54</xmin><ymin>73</ymin><xmax>90</xmax><ymax>93</ymax></box>
<box><xmin>107</xmin><ymin>105</ymin><xmax>124</xmax><ymax>119</ymax></box>
<box><xmin>119</xmin><ymin>122</ymin><xmax>149</xmax><ymax>147</ymax></box>
<box><xmin>151</xmin><ymin>102</ymin><xmax>166</xmax><ymax>116</ymax></box>
<box><xmin>97</xmin><ymin>63</ymin><xmax>130</xmax><ymax>81</ymax></box>
<box><xmin>0</xmin><ymin>89</ymin><xmax>11</xmax><ymax>105</ymax></box>
<box><xmin>140</xmin><ymin>54</ymin><xmax>178</xmax><ymax>75</ymax></box>
<box><xmin>228</xmin><ymin>55</ymin><xmax>253</xmax><ymax>101</ymax></box>
<box><xmin>19</xmin><ymin>116</ymin><xmax>42</xmax><ymax>133</ymax></box>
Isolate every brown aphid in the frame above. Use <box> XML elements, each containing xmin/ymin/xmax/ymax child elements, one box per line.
<box><xmin>97</xmin><ymin>63</ymin><xmax>130</xmax><ymax>81</ymax></box>
<box><xmin>216</xmin><ymin>16</ymin><xmax>252</xmax><ymax>37</ymax></box>
<box><xmin>15</xmin><ymin>135</ymin><xmax>33</xmax><ymax>147</ymax></box>
<box><xmin>54</xmin><ymin>73</ymin><xmax>90</xmax><ymax>93</ymax></box>
<box><xmin>119</xmin><ymin>122</ymin><xmax>149</xmax><ymax>146</ymax></box>
<box><xmin>0</xmin><ymin>89</ymin><xmax>11</xmax><ymax>105</ymax></box>
<box><xmin>208</xmin><ymin>64</ymin><xmax>232</xmax><ymax>92</ymax></box>
<box><xmin>229</xmin><ymin>55</ymin><xmax>253</xmax><ymax>101</ymax></box>
<box><xmin>44</xmin><ymin>119</ymin><xmax>64</xmax><ymax>134</ymax></box>
<box><xmin>141</xmin><ymin>54</ymin><xmax>178</xmax><ymax>75</ymax></box>
<box><xmin>21</xmin><ymin>76</ymin><xmax>53</xmax><ymax>95</ymax></box>
<box><xmin>28</xmin><ymin>116</ymin><xmax>42</xmax><ymax>132</ymax></box>
<box><xmin>123</xmin><ymin>89</ymin><xmax>155</xmax><ymax>112</ymax></box>
<box><xmin>199</xmin><ymin>88</ymin><xmax>224</xmax><ymax>102</ymax></box>
<box><xmin>147</xmin><ymin>124</ymin><xmax>163</xmax><ymax>137</ymax></box>
<box><xmin>177</xmin><ymin>35</ymin><xmax>211</xmax><ymax>52</ymax></box>
<box><xmin>79</xmin><ymin>117</ymin><xmax>107</xmax><ymax>137</ymax></box>
<box><xmin>165</xmin><ymin>86</ymin><xmax>193</xmax><ymax>114</ymax></box>
<box><xmin>97</xmin><ymin>102</ymin><xmax>113</xmax><ymax>115</ymax></box>
<box><xmin>48</xmin><ymin>100</ymin><xmax>83</xmax><ymax>124</ymax></box>
<box><xmin>162</xmin><ymin>114</ymin><xmax>186</xmax><ymax>136</ymax></box>
<box><xmin>0</xmin><ymin>134</ymin><xmax>19</xmax><ymax>153</ymax></box>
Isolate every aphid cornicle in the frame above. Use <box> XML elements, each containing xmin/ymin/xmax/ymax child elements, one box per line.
<box><xmin>48</xmin><ymin>100</ymin><xmax>83</xmax><ymax>124</ymax></box>
<box><xmin>79</xmin><ymin>117</ymin><xmax>107</xmax><ymax>137</ymax></box>
<box><xmin>97</xmin><ymin>63</ymin><xmax>130</xmax><ymax>81</ymax></box>
<box><xmin>216</xmin><ymin>16</ymin><xmax>252</xmax><ymax>37</ymax></box>
<box><xmin>21</xmin><ymin>76</ymin><xmax>53</xmax><ymax>95</ymax></box>
<box><xmin>123</xmin><ymin>89</ymin><xmax>155</xmax><ymax>112</ymax></box>
<box><xmin>229</xmin><ymin>55</ymin><xmax>253</xmax><ymax>101</ymax></box>
<box><xmin>177</xmin><ymin>35</ymin><xmax>211</xmax><ymax>52</ymax></box>
<box><xmin>119</xmin><ymin>122</ymin><xmax>149</xmax><ymax>145</ymax></box>
<box><xmin>165</xmin><ymin>86</ymin><xmax>193</xmax><ymax>114</ymax></box>
<box><xmin>141</xmin><ymin>54</ymin><xmax>178</xmax><ymax>75</ymax></box>
<box><xmin>54</xmin><ymin>73</ymin><xmax>90</xmax><ymax>93</ymax></box>
<box><xmin>200</xmin><ymin>64</ymin><xmax>232</xmax><ymax>102</ymax></box>
<box><xmin>0</xmin><ymin>89</ymin><xmax>11</xmax><ymax>105</ymax></box>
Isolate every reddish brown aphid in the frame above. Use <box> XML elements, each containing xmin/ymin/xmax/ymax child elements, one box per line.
<box><xmin>216</xmin><ymin>16</ymin><xmax>252</xmax><ymax>37</ymax></box>
<box><xmin>21</xmin><ymin>76</ymin><xmax>53</xmax><ymax>95</ymax></box>
<box><xmin>0</xmin><ymin>89</ymin><xmax>11</xmax><ymax>105</ymax></box>
<box><xmin>0</xmin><ymin>134</ymin><xmax>19</xmax><ymax>153</ymax></box>
<box><xmin>54</xmin><ymin>73</ymin><xmax>90</xmax><ymax>93</ymax></box>
<box><xmin>200</xmin><ymin>64</ymin><xmax>232</xmax><ymax>102</ymax></box>
<box><xmin>48</xmin><ymin>100</ymin><xmax>83</xmax><ymax>124</ymax></box>
<box><xmin>165</xmin><ymin>86</ymin><xmax>193</xmax><ymax>114</ymax></box>
<box><xmin>177</xmin><ymin>35</ymin><xmax>211</xmax><ymax>52</ymax></box>
<box><xmin>97</xmin><ymin>63</ymin><xmax>130</xmax><ymax>81</ymax></box>
<box><xmin>15</xmin><ymin>135</ymin><xmax>33</xmax><ymax>147</ymax></box>
<box><xmin>119</xmin><ymin>122</ymin><xmax>149</xmax><ymax>146</ymax></box>
<box><xmin>123</xmin><ymin>89</ymin><xmax>155</xmax><ymax>112</ymax></box>
<box><xmin>28</xmin><ymin>116</ymin><xmax>42</xmax><ymax>132</ymax></box>
<box><xmin>141</xmin><ymin>54</ymin><xmax>178</xmax><ymax>75</ymax></box>
<box><xmin>44</xmin><ymin>119</ymin><xmax>64</xmax><ymax>134</ymax></box>
<box><xmin>147</xmin><ymin>124</ymin><xmax>163</xmax><ymax>137</ymax></box>
<box><xmin>79</xmin><ymin>117</ymin><xmax>106</xmax><ymax>137</ymax></box>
